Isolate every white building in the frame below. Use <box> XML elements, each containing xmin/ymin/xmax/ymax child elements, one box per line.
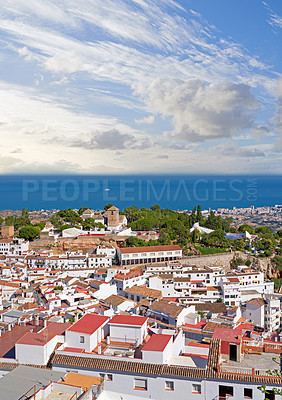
<box><xmin>16</xmin><ymin>322</ymin><xmax>70</xmax><ymax>365</ymax></box>
<box><xmin>65</xmin><ymin>314</ymin><xmax>109</xmax><ymax>353</ymax></box>
<box><xmin>96</xmin><ymin>245</ymin><xmax>116</xmax><ymax>259</ymax></box>
<box><xmin>190</xmin><ymin>222</ymin><xmax>214</xmax><ymax>234</ymax></box>
<box><xmin>88</xmin><ymin>255</ymin><xmax>112</xmax><ymax>268</ymax></box>
<box><xmin>108</xmin><ymin>315</ymin><xmax>148</xmax><ymax>344</ymax></box>
<box><xmin>243</xmin><ymin>294</ymin><xmax>281</xmax><ymax>331</ymax></box>
<box><xmin>52</xmin><ymin>337</ymin><xmax>281</xmax><ymax>400</ymax></box>
<box><xmin>117</xmin><ymin>245</ymin><xmax>182</xmax><ymax>266</ymax></box>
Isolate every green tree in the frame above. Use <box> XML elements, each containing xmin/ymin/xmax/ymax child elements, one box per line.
<box><xmin>104</xmin><ymin>204</ymin><xmax>113</xmax><ymax>211</ymax></box>
<box><xmin>196</xmin><ymin>205</ymin><xmax>203</xmax><ymax>224</ymax></box>
<box><xmin>0</xmin><ymin>217</ymin><xmax>3</xmax><ymax>226</ymax></box>
<box><xmin>21</xmin><ymin>208</ymin><xmax>31</xmax><ymax>225</ymax></box>
<box><xmin>5</xmin><ymin>216</ymin><xmax>15</xmax><ymax>226</ymax></box>
<box><xmin>151</xmin><ymin>204</ymin><xmax>161</xmax><ymax>212</ymax></box>
<box><xmin>18</xmin><ymin>226</ymin><xmax>41</xmax><ymax>241</ymax></box>
<box><xmin>78</xmin><ymin>207</ymin><xmax>89</xmax><ymax>215</ymax></box>
<box><xmin>125</xmin><ymin>236</ymin><xmax>147</xmax><ymax>247</ymax></box>
<box><xmin>238</xmin><ymin>224</ymin><xmax>255</xmax><ymax>234</ymax></box>
<box><xmin>277</xmin><ymin>229</ymin><xmax>282</xmax><ymax>238</ymax></box>
<box><xmin>192</xmin><ymin>229</ymin><xmax>199</xmax><ymax>244</ymax></box>
<box><xmin>58</xmin><ymin>209</ymin><xmax>82</xmax><ymax>225</ymax></box>
<box><xmin>49</xmin><ymin>213</ymin><xmax>62</xmax><ymax>229</ymax></box>
<box><xmin>159</xmin><ymin>229</ymin><xmax>171</xmax><ymax>245</ymax></box>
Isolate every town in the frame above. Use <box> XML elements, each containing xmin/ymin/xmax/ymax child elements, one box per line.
<box><xmin>0</xmin><ymin>205</ymin><xmax>282</xmax><ymax>399</ymax></box>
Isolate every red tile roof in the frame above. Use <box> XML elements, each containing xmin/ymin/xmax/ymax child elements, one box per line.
<box><xmin>212</xmin><ymin>327</ymin><xmax>242</xmax><ymax>345</ymax></box>
<box><xmin>119</xmin><ymin>245</ymin><xmax>181</xmax><ymax>254</ymax></box>
<box><xmin>142</xmin><ymin>334</ymin><xmax>172</xmax><ymax>352</ymax></box>
<box><xmin>0</xmin><ymin>324</ymin><xmax>43</xmax><ymax>357</ymax></box>
<box><xmin>16</xmin><ymin>322</ymin><xmax>71</xmax><ymax>346</ymax></box>
<box><xmin>109</xmin><ymin>315</ymin><xmax>148</xmax><ymax>326</ymax></box>
<box><xmin>67</xmin><ymin>314</ymin><xmax>109</xmax><ymax>335</ymax></box>
<box><xmin>114</xmin><ymin>269</ymin><xmax>143</xmax><ymax>280</ymax></box>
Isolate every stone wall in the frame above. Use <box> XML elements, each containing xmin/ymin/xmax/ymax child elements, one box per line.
<box><xmin>182</xmin><ymin>251</ymin><xmax>274</xmax><ymax>277</ymax></box>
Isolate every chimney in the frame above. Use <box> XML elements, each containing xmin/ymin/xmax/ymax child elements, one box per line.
<box><xmin>107</xmin><ymin>336</ymin><xmax>110</xmax><ymax>345</ymax></box>
<box><xmin>98</xmin><ymin>346</ymin><xmax>102</xmax><ymax>354</ymax></box>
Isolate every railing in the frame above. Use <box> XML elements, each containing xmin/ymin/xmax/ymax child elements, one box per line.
<box><xmin>108</xmin><ymin>336</ymin><xmax>136</xmax><ymax>344</ymax></box>
<box><xmin>221</xmin><ymin>364</ymin><xmax>271</xmax><ymax>376</ymax></box>
<box><xmin>18</xmin><ymin>385</ymin><xmax>36</xmax><ymax>400</ymax></box>
<box><xmin>221</xmin><ymin>365</ymin><xmax>254</xmax><ymax>375</ymax></box>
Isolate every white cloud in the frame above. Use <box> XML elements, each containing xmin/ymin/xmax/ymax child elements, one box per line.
<box><xmin>136</xmin><ymin>78</ymin><xmax>259</xmax><ymax>142</ymax></box>
<box><xmin>0</xmin><ymin>0</ymin><xmax>280</xmax><ymax>173</ymax></box>
<box><xmin>135</xmin><ymin>115</ymin><xmax>155</xmax><ymax>124</ymax></box>
<box><xmin>213</xmin><ymin>141</ymin><xmax>265</xmax><ymax>158</ymax></box>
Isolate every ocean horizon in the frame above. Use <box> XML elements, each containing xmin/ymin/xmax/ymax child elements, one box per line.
<box><xmin>0</xmin><ymin>174</ymin><xmax>281</xmax><ymax>211</ymax></box>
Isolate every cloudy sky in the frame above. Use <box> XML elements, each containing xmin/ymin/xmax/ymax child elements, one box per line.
<box><xmin>0</xmin><ymin>0</ymin><xmax>282</xmax><ymax>174</ymax></box>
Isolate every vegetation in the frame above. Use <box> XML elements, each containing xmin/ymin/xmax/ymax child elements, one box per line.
<box><xmin>4</xmin><ymin>208</ymin><xmax>31</xmax><ymax>230</ymax></box>
<box><xmin>230</xmin><ymin>257</ymin><xmax>250</xmax><ymax>269</ymax></box>
<box><xmin>196</xmin><ymin>246</ymin><xmax>228</xmax><ymax>255</ymax></box>
<box><xmin>18</xmin><ymin>225</ymin><xmax>41</xmax><ymax>241</ymax></box>
<box><xmin>272</xmin><ymin>256</ymin><xmax>282</xmax><ymax>271</ymax></box>
<box><xmin>270</xmin><ymin>277</ymin><xmax>282</xmax><ymax>291</ymax></box>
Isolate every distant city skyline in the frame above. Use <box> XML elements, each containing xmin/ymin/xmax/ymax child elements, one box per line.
<box><xmin>0</xmin><ymin>0</ymin><xmax>282</xmax><ymax>174</ymax></box>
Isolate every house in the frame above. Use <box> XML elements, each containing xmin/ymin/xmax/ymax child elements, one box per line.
<box><xmin>190</xmin><ymin>222</ymin><xmax>214</xmax><ymax>235</ymax></box>
<box><xmin>88</xmin><ymin>254</ymin><xmax>112</xmax><ymax>268</ymax></box>
<box><xmin>242</xmin><ymin>294</ymin><xmax>280</xmax><ymax>331</ymax></box>
<box><xmin>123</xmin><ymin>285</ymin><xmax>162</xmax><ymax>303</ymax></box>
<box><xmin>96</xmin><ymin>245</ymin><xmax>116</xmax><ymax>259</ymax></box>
<box><xmin>104</xmin><ymin>294</ymin><xmax>135</xmax><ymax>313</ymax></box>
<box><xmin>81</xmin><ymin>209</ymin><xmax>95</xmax><ymax>220</ymax></box>
<box><xmin>65</xmin><ymin>314</ymin><xmax>109</xmax><ymax>353</ymax></box>
<box><xmin>108</xmin><ymin>315</ymin><xmax>148</xmax><ymax>344</ymax></box>
<box><xmin>16</xmin><ymin>322</ymin><xmax>71</xmax><ymax>365</ymax></box>
<box><xmin>141</xmin><ymin>334</ymin><xmax>174</xmax><ymax>364</ymax></box>
<box><xmin>113</xmin><ymin>268</ymin><xmax>146</xmax><ymax>292</ymax></box>
<box><xmin>148</xmin><ymin>299</ymin><xmax>196</xmax><ymax>327</ymax></box>
<box><xmin>212</xmin><ymin>327</ymin><xmax>242</xmax><ymax>362</ymax></box>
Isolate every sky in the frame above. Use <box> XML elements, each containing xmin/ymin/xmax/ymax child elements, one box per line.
<box><xmin>0</xmin><ymin>0</ymin><xmax>282</xmax><ymax>175</ymax></box>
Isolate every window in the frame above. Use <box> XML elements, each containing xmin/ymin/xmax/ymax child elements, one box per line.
<box><xmin>134</xmin><ymin>378</ymin><xmax>147</xmax><ymax>390</ymax></box>
<box><xmin>244</xmin><ymin>388</ymin><xmax>252</xmax><ymax>399</ymax></box>
<box><xmin>192</xmin><ymin>384</ymin><xmax>201</xmax><ymax>394</ymax></box>
<box><xmin>165</xmin><ymin>381</ymin><xmax>174</xmax><ymax>391</ymax></box>
<box><xmin>80</xmin><ymin>336</ymin><xmax>85</xmax><ymax>343</ymax></box>
<box><xmin>100</xmin><ymin>373</ymin><xmax>105</xmax><ymax>379</ymax></box>
<box><xmin>219</xmin><ymin>385</ymin><xmax>233</xmax><ymax>398</ymax></box>
<box><xmin>107</xmin><ymin>374</ymin><xmax>113</xmax><ymax>381</ymax></box>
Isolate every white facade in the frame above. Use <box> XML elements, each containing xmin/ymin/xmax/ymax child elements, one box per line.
<box><xmin>118</xmin><ymin>245</ymin><xmax>182</xmax><ymax>266</ymax></box>
<box><xmin>65</xmin><ymin>315</ymin><xmax>109</xmax><ymax>353</ymax></box>
<box><xmin>96</xmin><ymin>245</ymin><xmax>116</xmax><ymax>259</ymax></box>
<box><xmin>52</xmin><ymin>364</ymin><xmax>279</xmax><ymax>400</ymax></box>
<box><xmin>109</xmin><ymin>317</ymin><xmax>148</xmax><ymax>344</ymax></box>
<box><xmin>16</xmin><ymin>334</ymin><xmax>63</xmax><ymax>365</ymax></box>
<box><xmin>88</xmin><ymin>255</ymin><xmax>112</xmax><ymax>268</ymax></box>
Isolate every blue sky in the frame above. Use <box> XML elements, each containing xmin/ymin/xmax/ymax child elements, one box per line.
<box><xmin>0</xmin><ymin>0</ymin><xmax>282</xmax><ymax>174</ymax></box>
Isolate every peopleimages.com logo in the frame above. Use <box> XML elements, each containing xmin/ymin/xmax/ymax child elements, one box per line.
<box><xmin>22</xmin><ymin>178</ymin><xmax>258</xmax><ymax>204</ymax></box>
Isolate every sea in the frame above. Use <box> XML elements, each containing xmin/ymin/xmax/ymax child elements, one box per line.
<box><xmin>0</xmin><ymin>175</ymin><xmax>281</xmax><ymax>211</ymax></box>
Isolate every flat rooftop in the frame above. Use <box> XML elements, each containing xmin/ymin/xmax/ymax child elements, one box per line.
<box><xmin>40</xmin><ymin>392</ymin><xmax>73</xmax><ymax>400</ymax></box>
<box><xmin>0</xmin><ymin>365</ymin><xmax>64</xmax><ymax>400</ymax></box>
<box><xmin>223</xmin><ymin>352</ymin><xmax>281</xmax><ymax>373</ymax></box>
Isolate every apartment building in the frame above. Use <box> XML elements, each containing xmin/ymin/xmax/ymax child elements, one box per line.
<box><xmin>117</xmin><ymin>245</ymin><xmax>182</xmax><ymax>266</ymax></box>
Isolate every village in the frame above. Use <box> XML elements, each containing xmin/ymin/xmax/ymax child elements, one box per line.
<box><xmin>0</xmin><ymin>205</ymin><xmax>281</xmax><ymax>399</ymax></box>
